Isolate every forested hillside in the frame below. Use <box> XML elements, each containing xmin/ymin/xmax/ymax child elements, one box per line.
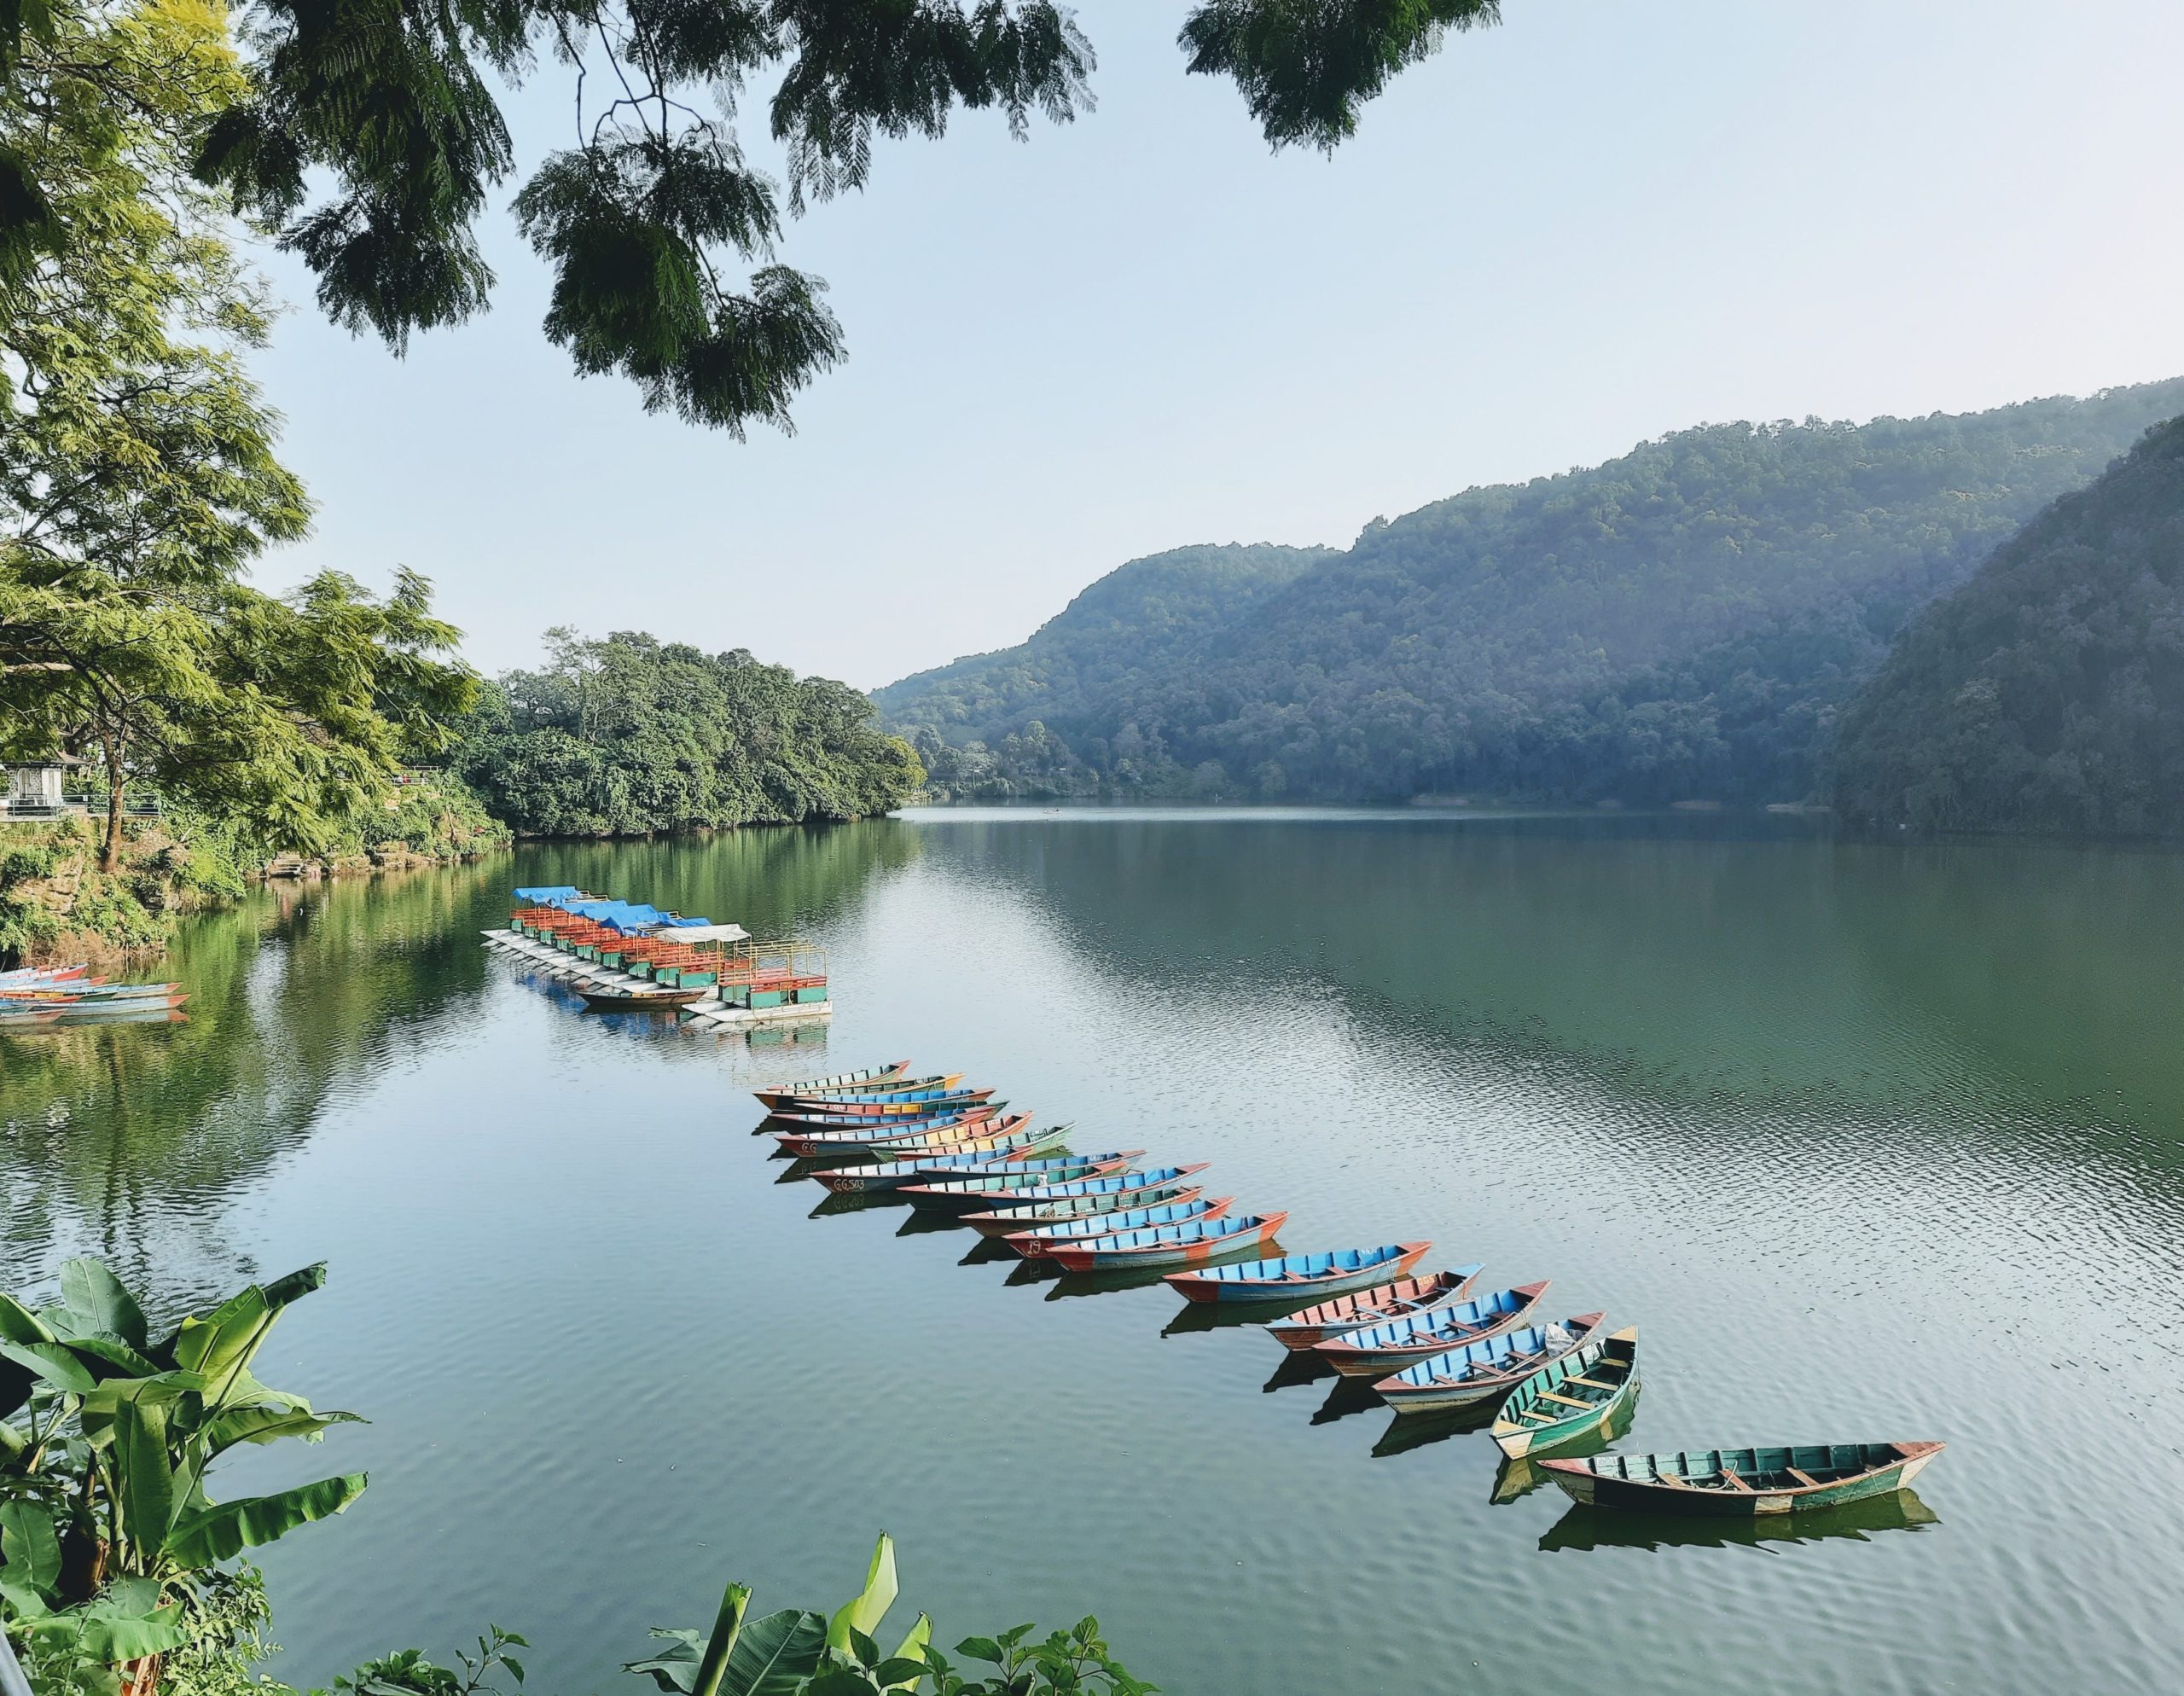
<box><xmin>880</xmin><ymin>380</ymin><xmax>2184</xmax><ymax>804</ymax></box>
<box><xmin>457</xmin><ymin>632</ymin><xmax>922</xmax><ymax>835</ymax></box>
<box><xmin>1832</xmin><ymin>417</ymin><xmax>2184</xmax><ymax>835</ymax></box>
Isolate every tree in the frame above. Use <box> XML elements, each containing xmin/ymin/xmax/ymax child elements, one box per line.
<box><xmin>0</xmin><ymin>3</ymin><xmax>1503</xmax><ymax>433</ymax></box>
<box><xmin>0</xmin><ymin>0</ymin><xmax>477</xmax><ymax>868</ymax></box>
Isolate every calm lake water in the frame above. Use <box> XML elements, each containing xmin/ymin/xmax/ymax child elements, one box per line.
<box><xmin>4</xmin><ymin>808</ymin><xmax>2181</xmax><ymax>1695</ymax></box>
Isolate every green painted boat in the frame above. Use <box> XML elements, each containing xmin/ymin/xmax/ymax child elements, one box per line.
<box><xmin>1490</xmin><ymin>1325</ymin><xmax>1639</xmax><ymax>1459</ymax></box>
<box><xmin>1541</xmin><ymin>1440</ymin><xmax>1945</xmax><ymax>1517</ymax></box>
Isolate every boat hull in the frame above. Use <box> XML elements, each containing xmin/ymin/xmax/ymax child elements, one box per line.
<box><xmin>968</xmin><ymin>1180</ymin><xmax>1204</xmax><ymax>1237</ymax></box>
<box><xmin>1316</xmin><ymin>1282</ymin><xmax>1550</xmax><ymax>1377</ymax></box>
<box><xmin>1266</xmin><ymin>1269</ymin><xmax>1483</xmax><ymax>1350</ymax></box>
<box><xmin>1047</xmin><ymin>1213</ymin><xmax>1287</xmax><ymax>1274</ymax></box>
<box><xmin>1542</xmin><ymin>1443</ymin><xmax>1944</xmax><ymax>1516</ymax></box>
<box><xmin>1490</xmin><ymin>1327</ymin><xmax>1638</xmax><ymax>1458</ymax></box>
<box><xmin>1007</xmin><ymin>1197</ymin><xmax>1235</xmax><ymax>1257</ymax></box>
<box><xmin>1165</xmin><ymin>1241</ymin><xmax>1431</xmax><ymax>1304</ymax></box>
<box><xmin>809</xmin><ymin>1133</ymin><xmax>1073</xmax><ymax>1192</ymax></box>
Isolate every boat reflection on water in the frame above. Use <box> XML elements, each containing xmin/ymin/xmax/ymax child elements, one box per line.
<box><xmin>1537</xmin><ymin>1488</ymin><xmax>1941</xmax><ymax>1554</ymax></box>
<box><xmin>1309</xmin><ymin>1374</ymin><xmax>1385</xmax><ymax>1427</ymax></box>
<box><xmin>1261</xmin><ymin>1350</ymin><xmax>1335</xmax><ymax>1394</ymax></box>
<box><xmin>1165</xmin><ymin>1297</ymin><xmax>1317</xmax><ymax>1339</ymax></box>
<box><xmin>805</xmin><ymin>1188</ymin><xmax>908</xmax><ymax>1215</ymax></box>
<box><xmin>1490</xmin><ymin>1394</ymin><xmax>1640</xmax><ymax>1503</ymax></box>
<box><xmin>1041</xmin><ymin>1264</ymin><xmax>1179</xmax><ymax>1300</ymax></box>
<box><xmin>1369</xmin><ymin>1400</ymin><xmax>1500</xmax><ymax>1459</ymax></box>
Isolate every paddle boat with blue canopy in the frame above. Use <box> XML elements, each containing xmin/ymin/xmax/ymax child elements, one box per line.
<box><xmin>1375</xmin><ymin>1313</ymin><xmax>1605</xmax><ymax>1414</ymax></box>
<box><xmin>1314</xmin><ymin>1280</ymin><xmax>1551</xmax><ymax>1377</ymax></box>
<box><xmin>1006</xmin><ymin>1197</ymin><xmax>1235</xmax><ymax>1257</ymax></box>
<box><xmin>1047</xmin><ymin>1211</ymin><xmax>1289</xmax><ymax>1273</ymax></box>
<box><xmin>967</xmin><ymin>1166</ymin><xmax>1211</xmax><ymax>1236</ymax></box>
<box><xmin>1490</xmin><ymin>1325</ymin><xmax>1640</xmax><ymax>1458</ymax></box>
<box><xmin>1163</xmin><ymin>1240</ymin><xmax>1431</xmax><ymax>1304</ymax></box>
<box><xmin>1265</xmin><ymin>1267</ymin><xmax>1484</xmax><ymax>1350</ymax></box>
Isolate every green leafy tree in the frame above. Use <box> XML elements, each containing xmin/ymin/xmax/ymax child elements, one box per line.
<box><xmin>458</xmin><ymin>630</ymin><xmax>922</xmax><ymax>833</ymax></box>
<box><xmin>0</xmin><ymin>3</ymin><xmax>1504</xmax><ymax>429</ymax></box>
<box><xmin>0</xmin><ymin>1</ymin><xmax>479</xmax><ymax>870</ymax></box>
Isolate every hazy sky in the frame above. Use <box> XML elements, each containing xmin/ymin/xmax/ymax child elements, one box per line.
<box><xmin>251</xmin><ymin>1</ymin><xmax>2184</xmax><ymax>690</ymax></box>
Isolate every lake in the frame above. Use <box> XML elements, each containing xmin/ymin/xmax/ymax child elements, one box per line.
<box><xmin>4</xmin><ymin>808</ymin><xmax>2180</xmax><ymax>1695</ymax></box>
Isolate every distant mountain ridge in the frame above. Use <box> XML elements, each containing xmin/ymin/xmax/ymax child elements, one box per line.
<box><xmin>1833</xmin><ymin>414</ymin><xmax>2184</xmax><ymax>835</ymax></box>
<box><xmin>878</xmin><ymin>378</ymin><xmax>2184</xmax><ymax>805</ymax></box>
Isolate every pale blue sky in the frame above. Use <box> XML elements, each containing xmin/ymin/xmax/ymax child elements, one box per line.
<box><xmin>251</xmin><ymin>1</ymin><xmax>2184</xmax><ymax>690</ymax></box>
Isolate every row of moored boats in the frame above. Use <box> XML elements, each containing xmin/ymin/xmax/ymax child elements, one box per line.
<box><xmin>751</xmin><ymin>1062</ymin><xmax>1946</xmax><ymax>1516</ymax></box>
<box><xmin>0</xmin><ymin>963</ymin><xmax>187</xmax><ymax>1027</ymax></box>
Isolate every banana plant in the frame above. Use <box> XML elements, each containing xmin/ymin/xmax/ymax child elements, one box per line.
<box><xmin>624</xmin><ymin>1534</ymin><xmax>929</xmax><ymax>1696</ymax></box>
<box><xmin>0</xmin><ymin>1258</ymin><xmax>366</xmax><ymax>1613</ymax></box>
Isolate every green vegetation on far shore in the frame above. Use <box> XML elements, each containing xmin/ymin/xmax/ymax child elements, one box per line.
<box><xmin>879</xmin><ymin>380</ymin><xmax>2184</xmax><ymax>823</ymax></box>
<box><xmin>455</xmin><ymin>630</ymin><xmax>923</xmax><ymax>839</ymax></box>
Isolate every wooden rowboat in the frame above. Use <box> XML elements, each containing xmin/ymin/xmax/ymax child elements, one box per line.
<box><xmin>1264</xmin><ymin>1268</ymin><xmax>1484</xmax><ymax>1350</ymax></box>
<box><xmin>967</xmin><ymin>1166</ymin><xmax>1211</xmax><ymax>1237</ymax></box>
<box><xmin>0</xmin><ymin>1008</ymin><xmax>65</xmax><ymax>1026</ymax></box>
<box><xmin>896</xmin><ymin>1155</ymin><xmax>1144</xmax><ymax>1211</ymax></box>
<box><xmin>756</xmin><ymin>1061</ymin><xmax>911</xmax><ymax>1099</ymax></box>
<box><xmin>1006</xmin><ymin>1197</ymin><xmax>1236</xmax><ymax>1257</ymax></box>
<box><xmin>1490</xmin><ymin>1325</ymin><xmax>1639</xmax><ymax>1458</ymax></box>
<box><xmin>961</xmin><ymin>1165</ymin><xmax>1210</xmax><ymax>1219</ymax></box>
<box><xmin>853</xmin><ymin>1114</ymin><xmax>1042</xmax><ymax>1159</ymax></box>
<box><xmin>1375</xmin><ymin>1313</ymin><xmax>1605</xmax><ymax>1414</ymax></box>
<box><xmin>754</xmin><ymin>1073</ymin><xmax>962</xmax><ymax>1110</ymax></box>
<box><xmin>763</xmin><ymin>1100</ymin><xmax>1000</xmax><ymax>1130</ymax></box>
<box><xmin>1046</xmin><ymin>1211</ymin><xmax>1288</xmax><ymax>1274</ymax></box>
<box><xmin>1540</xmin><ymin>1440</ymin><xmax>1946</xmax><ymax>1516</ymax></box>
<box><xmin>764</xmin><ymin>1092</ymin><xmax>995</xmax><ymax>1126</ymax></box>
<box><xmin>808</xmin><ymin>1133</ymin><xmax>1077</xmax><ymax>1193</ymax></box>
<box><xmin>1164</xmin><ymin>1240</ymin><xmax>1432</xmax><ymax>1305</ymax></box>
<box><xmin>770</xmin><ymin>1107</ymin><xmax>1007</xmax><ymax>1157</ymax></box>
<box><xmin>1314</xmin><ymin>1281</ymin><xmax>1550</xmax><ymax>1377</ymax></box>
<box><xmin>766</xmin><ymin>1087</ymin><xmax>993</xmax><ymax>1121</ymax></box>
<box><xmin>903</xmin><ymin>1161</ymin><xmax>1144</xmax><ymax>1213</ymax></box>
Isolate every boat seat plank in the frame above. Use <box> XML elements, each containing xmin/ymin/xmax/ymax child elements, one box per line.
<box><xmin>1717</xmin><ymin>1470</ymin><xmax>1755</xmax><ymax>1491</ymax></box>
<box><xmin>1786</xmin><ymin>1467</ymin><xmax>1822</xmax><ymax>1488</ymax></box>
<box><xmin>1538</xmin><ymin>1391</ymin><xmax>1594</xmax><ymax>1411</ymax></box>
<box><xmin>1563</xmin><ymin>1375</ymin><xmax>1618</xmax><ymax>1391</ymax></box>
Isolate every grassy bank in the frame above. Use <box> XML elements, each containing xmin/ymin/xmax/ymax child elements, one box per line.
<box><xmin>0</xmin><ymin>780</ymin><xmax>510</xmax><ymax>967</ymax></box>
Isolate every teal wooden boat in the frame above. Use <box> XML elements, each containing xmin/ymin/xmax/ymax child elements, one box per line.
<box><xmin>770</xmin><ymin>1107</ymin><xmax>1007</xmax><ymax>1157</ymax></box>
<box><xmin>1004</xmin><ymin>1197</ymin><xmax>1234</xmax><ymax>1257</ymax></box>
<box><xmin>1314</xmin><ymin>1281</ymin><xmax>1550</xmax><ymax>1377</ymax></box>
<box><xmin>1541</xmin><ymin>1441</ymin><xmax>1946</xmax><ymax>1516</ymax></box>
<box><xmin>1490</xmin><ymin>1325</ymin><xmax>1639</xmax><ymax>1458</ymax></box>
<box><xmin>966</xmin><ymin>1166</ymin><xmax>1211</xmax><ymax>1237</ymax></box>
<box><xmin>1375</xmin><ymin>1314</ymin><xmax>1605</xmax><ymax>1414</ymax></box>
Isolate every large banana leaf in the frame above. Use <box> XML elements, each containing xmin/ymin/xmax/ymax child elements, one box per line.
<box><xmin>112</xmin><ymin>1398</ymin><xmax>177</xmax><ymax>1558</ymax></box>
<box><xmin>51</xmin><ymin>1262</ymin><xmax>148</xmax><ymax>1349</ymax></box>
<box><xmin>0</xmin><ymin>1296</ymin><xmax>53</xmax><ymax>1346</ymax></box>
<box><xmin>0</xmin><ymin>1340</ymin><xmax>94</xmax><ymax>1396</ymax></box>
<box><xmin>624</xmin><ymin>1627</ymin><xmax>709</xmax><ymax>1693</ymax></box>
<box><xmin>167</xmin><ymin>1287</ymin><xmax>271</xmax><ymax>1384</ymax></box>
<box><xmin>20</xmin><ymin>1578</ymin><xmax>190</xmax><ymax>1663</ymax></box>
<box><xmin>160</xmin><ymin>1472</ymin><xmax>366</xmax><ymax>1566</ymax></box>
<box><xmin>827</xmin><ymin>1533</ymin><xmax>898</xmax><ymax>1653</ymax></box>
<box><xmin>202</xmin><ymin>1405</ymin><xmax>362</xmax><ymax>1456</ymax></box>
<box><xmin>712</xmin><ymin>1608</ymin><xmax>827</xmax><ymax>1696</ymax></box>
<box><xmin>0</xmin><ymin>1498</ymin><xmax>61</xmax><ymax>1593</ymax></box>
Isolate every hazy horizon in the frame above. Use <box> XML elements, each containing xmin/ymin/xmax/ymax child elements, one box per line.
<box><xmin>251</xmin><ymin>1</ymin><xmax>2184</xmax><ymax>692</ymax></box>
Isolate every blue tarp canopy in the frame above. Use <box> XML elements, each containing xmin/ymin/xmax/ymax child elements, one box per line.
<box><xmin>661</xmin><ymin>915</ymin><xmax>715</xmax><ymax>927</ymax></box>
<box><xmin>603</xmin><ymin>906</ymin><xmax>670</xmax><ymax>933</ymax></box>
<box><xmin>514</xmin><ymin>886</ymin><xmax>582</xmax><ymax>903</ymax></box>
<box><xmin>564</xmin><ymin>899</ymin><xmax>624</xmax><ymax>917</ymax></box>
